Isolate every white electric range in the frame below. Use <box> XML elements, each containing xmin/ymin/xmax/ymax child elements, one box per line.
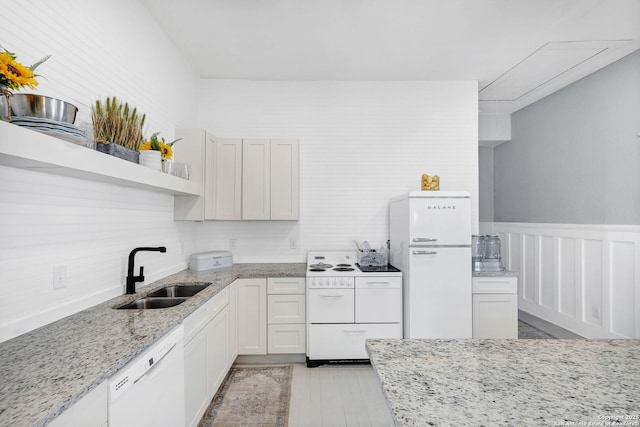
<box><xmin>306</xmin><ymin>252</ymin><xmax>403</xmax><ymax>367</ymax></box>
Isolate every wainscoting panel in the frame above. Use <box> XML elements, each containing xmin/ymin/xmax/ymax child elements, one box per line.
<box><xmin>558</xmin><ymin>237</ymin><xmax>577</xmax><ymax>318</ymax></box>
<box><xmin>488</xmin><ymin>223</ymin><xmax>640</xmax><ymax>338</ymax></box>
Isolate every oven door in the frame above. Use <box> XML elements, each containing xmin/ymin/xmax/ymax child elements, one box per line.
<box><xmin>308</xmin><ymin>288</ymin><xmax>354</xmax><ymax>323</ymax></box>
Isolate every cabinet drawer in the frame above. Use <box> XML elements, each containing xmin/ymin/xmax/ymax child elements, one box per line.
<box><xmin>268</xmin><ymin>294</ymin><xmax>305</xmax><ymax>324</ymax></box>
<box><xmin>267</xmin><ymin>277</ymin><xmax>305</xmax><ymax>294</ymax></box>
<box><xmin>355</xmin><ymin>276</ymin><xmax>401</xmax><ymax>289</ymax></box>
<box><xmin>267</xmin><ymin>324</ymin><xmax>305</xmax><ymax>354</ymax></box>
<box><xmin>308</xmin><ymin>324</ymin><xmax>402</xmax><ymax>360</ymax></box>
<box><xmin>209</xmin><ymin>287</ymin><xmax>229</xmax><ymax>318</ymax></box>
<box><xmin>472</xmin><ymin>276</ymin><xmax>517</xmax><ymax>294</ymax></box>
<box><xmin>184</xmin><ymin>299</ymin><xmax>212</xmax><ymax>343</ymax></box>
<box><xmin>183</xmin><ymin>287</ymin><xmax>229</xmax><ymax>342</ymax></box>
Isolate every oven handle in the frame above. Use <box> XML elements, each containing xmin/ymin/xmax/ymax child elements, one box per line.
<box><xmin>413</xmin><ymin>250</ymin><xmax>438</xmax><ymax>255</ymax></box>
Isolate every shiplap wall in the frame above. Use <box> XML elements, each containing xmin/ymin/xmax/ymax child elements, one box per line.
<box><xmin>0</xmin><ymin>0</ymin><xmax>199</xmax><ymax>342</ymax></box>
<box><xmin>195</xmin><ymin>80</ymin><xmax>479</xmax><ymax>261</ymax></box>
<box><xmin>482</xmin><ymin>222</ymin><xmax>640</xmax><ymax>338</ymax></box>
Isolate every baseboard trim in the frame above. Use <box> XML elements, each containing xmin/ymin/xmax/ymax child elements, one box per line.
<box><xmin>236</xmin><ymin>354</ymin><xmax>306</xmax><ymax>364</ymax></box>
<box><xmin>519</xmin><ymin>310</ymin><xmax>583</xmax><ymax>339</ymax></box>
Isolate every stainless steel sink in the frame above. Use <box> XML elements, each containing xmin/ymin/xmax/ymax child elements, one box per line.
<box><xmin>115</xmin><ymin>282</ymin><xmax>212</xmax><ymax>309</ymax></box>
<box><xmin>117</xmin><ymin>297</ymin><xmax>188</xmax><ymax>310</ymax></box>
<box><xmin>146</xmin><ymin>282</ymin><xmax>211</xmax><ymax>298</ymax></box>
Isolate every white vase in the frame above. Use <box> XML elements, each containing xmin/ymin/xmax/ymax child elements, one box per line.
<box><xmin>139</xmin><ymin>150</ymin><xmax>162</xmax><ymax>171</ymax></box>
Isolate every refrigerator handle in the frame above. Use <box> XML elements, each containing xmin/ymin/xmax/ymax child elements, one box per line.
<box><xmin>413</xmin><ymin>238</ymin><xmax>438</xmax><ymax>242</ymax></box>
<box><xmin>413</xmin><ymin>250</ymin><xmax>438</xmax><ymax>255</ymax></box>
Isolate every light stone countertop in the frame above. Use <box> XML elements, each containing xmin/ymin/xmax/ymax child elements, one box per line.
<box><xmin>366</xmin><ymin>339</ymin><xmax>640</xmax><ymax>427</ymax></box>
<box><xmin>0</xmin><ymin>263</ymin><xmax>306</xmax><ymax>427</ymax></box>
<box><xmin>472</xmin><ymin>269</ymin><xmax>518</xmax><ymax>277</ymax></box>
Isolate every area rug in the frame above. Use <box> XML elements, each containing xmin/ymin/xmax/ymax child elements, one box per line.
<box><xmin>199</xmin><ymin>365</ymin><xmax>292</xmax><ymax>427</ymax></box>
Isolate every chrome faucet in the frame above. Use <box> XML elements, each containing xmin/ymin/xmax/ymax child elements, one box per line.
<box><xmin>126</xmin><ymin>246</ymin><xmax>167</xmax><ymax>294</ymax></box>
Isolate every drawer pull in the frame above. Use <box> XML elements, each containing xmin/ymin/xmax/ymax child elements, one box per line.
<box><xmin>320</xmin><ymin>294</ymin><xmax>344</xmax><ymax>298</ymax></box>
<box><xmin>364</xmin><ymin>281</ymin><xmax>390</xmax><ymax>286</ymax></box>
<box><xmin>413</xmin><ymin>250</ymin><xmax>438</xmax><ymax>255</ymax></box>
<box><xmin>343</xmin><ymin>329</ymin><xmax>367</xmax><ymax>334</ymax></box>
<box><xmin>413</xmin><ymin>238</ymin><xmax>437</xmax><ymax>242</ymax></box>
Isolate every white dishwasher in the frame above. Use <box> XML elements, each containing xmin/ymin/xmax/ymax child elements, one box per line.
<box><xmin>108</xmin><ymin>325</ymin><xmax>185</xmax><ymax>427</ymax></box>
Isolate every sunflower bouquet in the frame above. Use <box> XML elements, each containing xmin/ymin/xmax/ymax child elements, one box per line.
<box><xmin>140</xmin><ymin>132</ymin><xmax>181</xmax><ymax>160</ymax></box>
<box><xmin>0</xmin><ymin>46</ymin><xmax>50</xmax><ymax>91</ymax></box>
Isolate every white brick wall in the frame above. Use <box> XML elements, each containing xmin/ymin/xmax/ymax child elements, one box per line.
<box><xmin>195</xmin><ymin>80</ymin><xmax>479</xmax><ymax>261</ymax></box>
<box><xmin>0</xmin><ymin>2</ymin><xmax>480</xmax><ymax>341</ymax></box>
<box><xmin>0</xmin><ymin>0</ymin><xmax>199</xmax><ymax>342</ymax></box>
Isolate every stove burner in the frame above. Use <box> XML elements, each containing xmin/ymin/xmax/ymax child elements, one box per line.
<box><xmin>333</xmin><ymin>267</ymin><xmax>355</xmax><ymax>272</ymax></box>
<box><xmin>309</xmin><ymin>268</ymin><xmax>326</xmax><ymax>272</ymax></box>
<box><xmin>336</xmin><ymin>264</ymin><xmax>352</xmax><ymax>267</ymax></box>
<box><xmin>310</xmin><ymin>263</ymin><xmax>333</xmax><ymax>269</ymax></box>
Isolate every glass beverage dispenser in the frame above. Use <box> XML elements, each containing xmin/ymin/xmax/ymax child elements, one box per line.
<box><xmin>471</xmin><ymin>234</ymin><xmax>504</xmax><ymax>272</ymax></box>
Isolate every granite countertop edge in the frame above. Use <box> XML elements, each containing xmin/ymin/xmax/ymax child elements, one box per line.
<box><xmin>472</xmin><ymin>269</ymin><xmax>518</xmax><ymax>277</ymax></box>
<box><xmin>366</xmin><ymin>338</ymin><xmax>640</xmax><ymax>427</ymax></box>
<box><xmin>0</xmin><ymin>262</ymin><xmax>306</xmax><ymax>427</ymax></box>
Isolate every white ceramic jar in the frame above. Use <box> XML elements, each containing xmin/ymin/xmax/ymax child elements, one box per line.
<box><xmin>139</xmin><ymin>150</ymin><xmax>162</xmax><ymax>171</ymax></box>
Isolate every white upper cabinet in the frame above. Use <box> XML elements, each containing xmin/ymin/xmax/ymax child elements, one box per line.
<box><xmin>174</xmin><ymin>130</ymin><xmax>298</xmax><ymax>221</ymax></box>
<box><xmin>270</xmin><ymin>139</ymin><xmax>300</xmax><ymax>220</ymax></box>
<box><xmin>207</xmin><ymin>138</ymin><xmax>242</xmax><ymax>220</ymax></box>
<box><xmin>242</xmin><ymin>139</ymin><xmax>271</xmax><ymax>220</ymax></box>
<box><xmin>242</xmin><ymin>138</ymin><xmax>299</xmax><ymax>220</ymax></box>
<box><xmin>174</xmin><ymin>129</ymin><xmax>242</xmax><ymax>220</ymax></box>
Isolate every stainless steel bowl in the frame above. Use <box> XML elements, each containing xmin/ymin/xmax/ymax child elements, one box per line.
<box><xmin>1</xmin><ymin>93</ymin><xmax>78</xmax><ymax>124</ymax></box>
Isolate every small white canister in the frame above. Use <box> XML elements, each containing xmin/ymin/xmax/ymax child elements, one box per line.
<box><xmin>189</xmin><ymin>250</ymin><xmax>233</xmax><ymax>271</ymax></box>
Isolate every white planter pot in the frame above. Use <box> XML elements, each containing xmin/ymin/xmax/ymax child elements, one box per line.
<box><xmin>139</xmin><ymin>150</ymin><xmax>162</xmax><ymax>171</ymax></box>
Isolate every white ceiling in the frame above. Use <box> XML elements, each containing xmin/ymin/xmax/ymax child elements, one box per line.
<box><xmin>141</xmin><ymin>0</ymin><xmax>640</xmax><ymax>113</ymax></box>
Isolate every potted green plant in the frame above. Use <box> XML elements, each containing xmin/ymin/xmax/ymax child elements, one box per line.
<box><xmin>91</xmin><ymin>96</ymin><xmax>146</xmax><ymax>163</ymax></box>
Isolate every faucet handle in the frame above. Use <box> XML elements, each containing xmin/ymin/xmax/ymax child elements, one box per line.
<box><xmin>138</xmin><ymin>265</ymin><xmax>145</xmax><ymax>280</ymax></box>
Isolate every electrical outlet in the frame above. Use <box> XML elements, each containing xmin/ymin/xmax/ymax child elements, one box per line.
<box><xmin>53</xmin><ymin>264</ymin><xmax>67</xmax><ymax>290</ymax></box>
<box><xmin>230</xmin><ymin>239</ymin><xmax>237</xmax><ymax>250</ymax></box>
<box><xmin>290</xmin><ymin>238</ymin><xmax>297</xmax><ymax>250</ymax></box>
<box><xmin>592</xmin><ymin>306</ymin><xmax>601</xmax><ymax>320</ymax></box>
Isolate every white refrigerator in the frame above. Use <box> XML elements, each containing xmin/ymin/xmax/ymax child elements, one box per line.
<box><xmin>389</xmin><ymin>191</ymin><xmax>472</xmax><ymax>338</ymax></box>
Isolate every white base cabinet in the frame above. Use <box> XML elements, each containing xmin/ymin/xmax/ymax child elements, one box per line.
<box><xmin>237</xmin><ymin>277</ymin><xmax>306</xmax><ymax>355</ymax></box>
<box><xmin>472</xmin><ymin>276</ymin><xmax>518</xmax><ymax>338</ymax></box>
<box><xmin>267</xmin><ymin>277</ymin><xmax>306</xmax><ymax>354</ymax></box>
<box><xmin>237</xmin><ymin>278</ymin><xmax>268</xmax><ymax>355</ymax></box>
<box><xmin>184</xmin><ymin>287</ymin><xmax>231</xmax><ymax>427</ymax></box>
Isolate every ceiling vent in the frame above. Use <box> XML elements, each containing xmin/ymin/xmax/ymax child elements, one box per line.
<box><xmin>479</xmin><ymin>40</ymin><xmax>632</xmax><ymax>102</ymax></box>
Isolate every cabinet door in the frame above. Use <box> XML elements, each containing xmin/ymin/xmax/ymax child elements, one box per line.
<box><xmin>237</xmin><ymin>278</ymin><xmax>267</xmax><ymax>354</ymax></box>
<box><xmin>206</xmin><ymin>138</ymin><xmax>242</xmax><ymax>220</ymax></box>
<box><xmin>184</xmin><ymin>327</ymin><xmax>208</xmax><ymax>427</ymax></box>
<box><xmin>174</xmin><ymin>128</ymin><xmax>209</xmax><ymax>220</ymax></box>
<box><xmin>207</xmin><ymin>306</ymin><xmax>229</xmax><ymax>397</ymax></box>
<box><xmin>227</xmin><ymin>281</ymin><xmax>238</xmax><ymax>366</ymax></box>
<box><xmin>242</xmin><ymin>139</ymin><xmax>271</xmax><ymax>219</ymax></box>
<box><xmin>270</xmin><ymin>139</ymin><xmax>299</xmax><ymax>220</ymax></box>
<box><xmin>472</xmin><ymin>294</ymin><xmax>518</xmax><ymax>338</ymax></box>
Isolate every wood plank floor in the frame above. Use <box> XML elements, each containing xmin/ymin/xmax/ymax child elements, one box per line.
<box><xmin>288</xmin><ymin>363</ymin><xmax>394</xmax><ymax>427</ymax></box>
